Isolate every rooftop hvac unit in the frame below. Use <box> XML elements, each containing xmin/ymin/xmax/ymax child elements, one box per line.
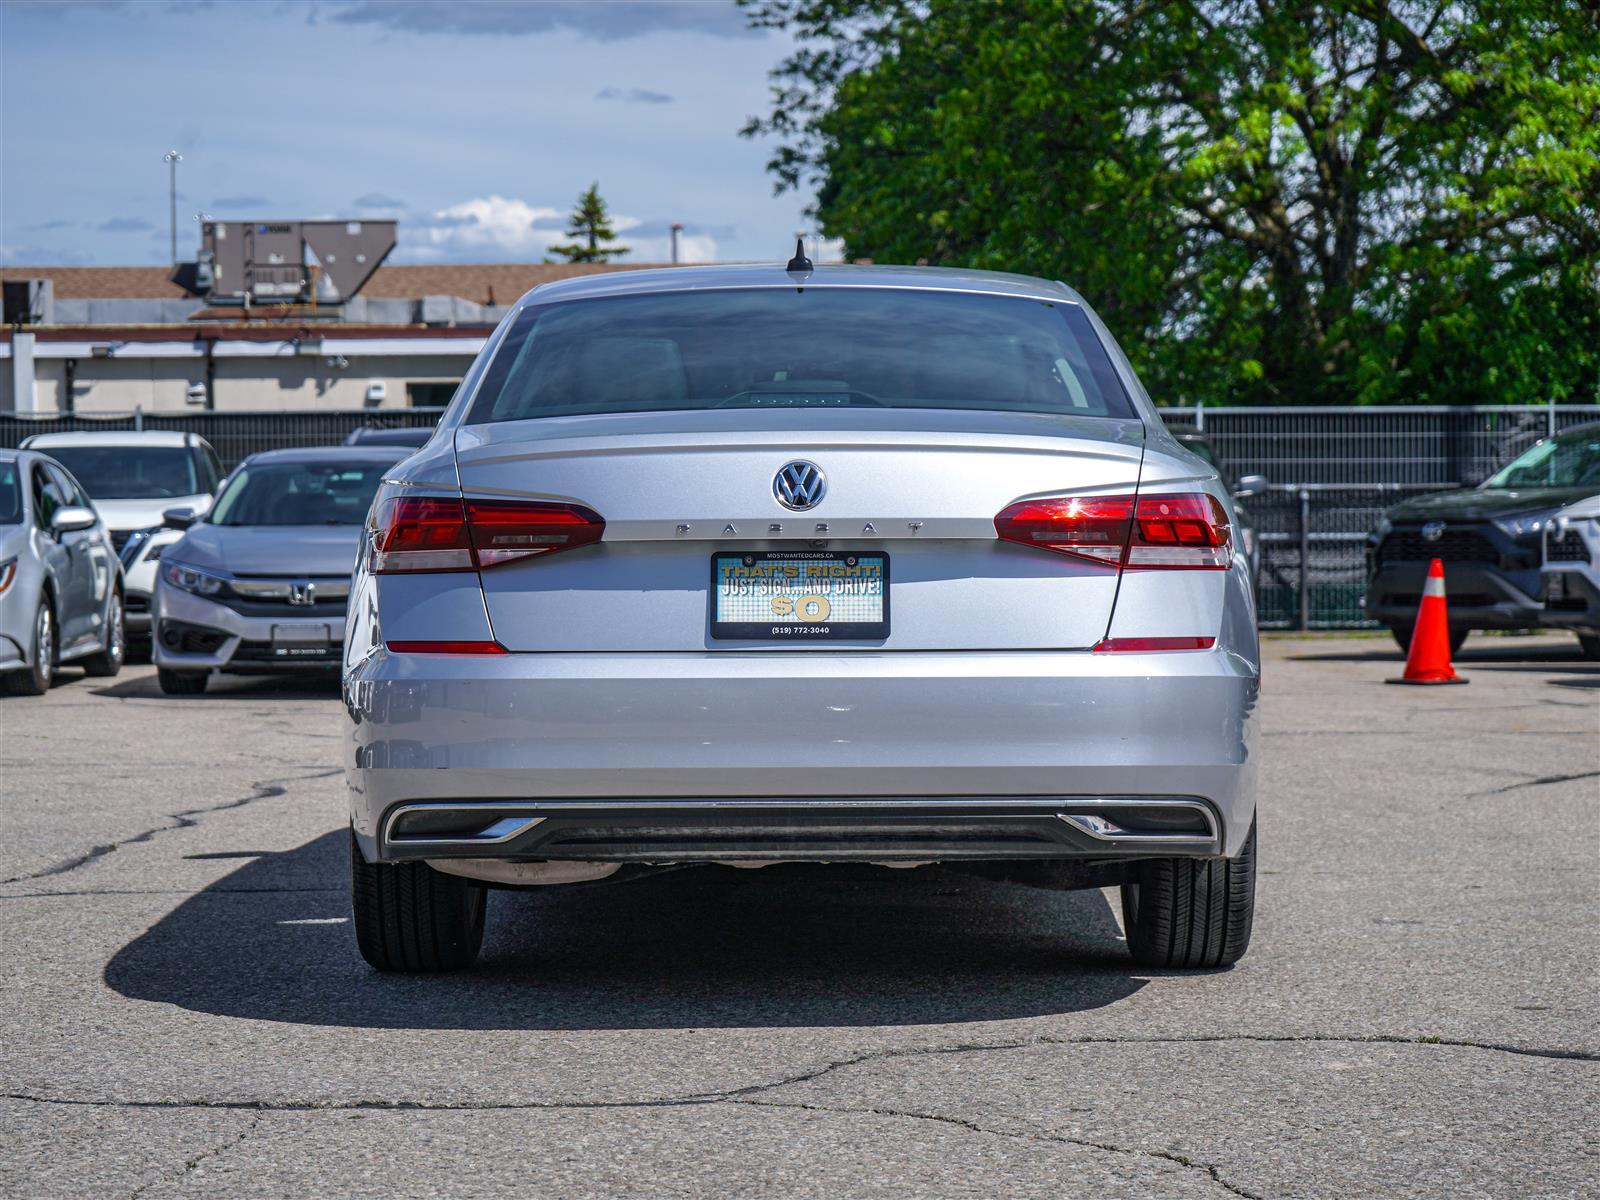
<box><xmin>3</xmin><ymin>278</ymin><xmax>55</xmax><ymax>325</ymax></box>
<box><xmin>170</xmin><ymin>220</ymin><xmax>397</xmax><ymax>306</ymax></box>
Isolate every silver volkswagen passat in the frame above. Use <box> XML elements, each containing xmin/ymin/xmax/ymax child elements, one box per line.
<box><xmin>151</xmin><ymin>446</ymin><xmax>408</xmax><ymax>694</ymax></box>
<box><xmin>344</xmin><ymin>263</ymin><xmax>1260</xmax><ymax>972</ymax></box>
<box><xmin>0</xmin><ymin>451</ymin><xmax>125</xmax><ymax>695</ymax></box>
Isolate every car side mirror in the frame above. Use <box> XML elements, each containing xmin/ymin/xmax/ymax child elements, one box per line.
<box><xmin>50</xmin><ymin>505</ymin><xmax>98</xmax><ymax>534</ymax></box>
<box><xmin>162</xmin><ymin>506</ymin><xmax>200</xmax><ymax>530</ymax></box>
<box><xmin>1233</xmin><ymin>474</ymin><xmax>1268</xmax><ymax>498</ymax></box>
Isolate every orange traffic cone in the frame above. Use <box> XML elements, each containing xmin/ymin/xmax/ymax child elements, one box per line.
<box><xmin>1387</xmin><ymin>558</ymin><xmax>1467</xmax><ymax>685</ymax></box>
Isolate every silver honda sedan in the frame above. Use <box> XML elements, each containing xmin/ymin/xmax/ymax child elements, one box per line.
<box><xmin>343</xmin><ymin>263</ymin><xmax>1260</xmax><ymax>972</ymax></box>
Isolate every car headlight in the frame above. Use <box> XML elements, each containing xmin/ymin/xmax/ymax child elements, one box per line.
<box><xmin>1367</xmin><ymin>515</ymin><xmax>1393</xmax><ymax>547</ymax></box>
<box><xmin>162</xmin><ymin>562</ymin><xmax>227</xmax><ymax>596</ymax></box>
<box><xmin>1494</xmin><ymin>510</ymin><xmax>1560</xmax><ymax>540</ymax></box>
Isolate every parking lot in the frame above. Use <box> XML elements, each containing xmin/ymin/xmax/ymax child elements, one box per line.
<box><xmin>0</xmin><ymin>634</ymin><xmax>1594</xmax><ymax>1198</ymax></box>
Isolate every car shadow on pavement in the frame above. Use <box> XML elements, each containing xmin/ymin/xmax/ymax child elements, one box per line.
<box><xmin>89</xmin><ymin>672</ymin><xmax>341</xmax><ymax>701</ymax></box>
<box><xmin>105</xmin><ymin>830</ymin><xmax>1148</xmax><ymax>1031</ymax></box>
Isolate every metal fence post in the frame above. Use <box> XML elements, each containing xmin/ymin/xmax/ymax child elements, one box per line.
<box><xmin>1297</xmin><ymin>488</ymin><xmax>1311</xmax><ymax>631</ymax></box>
<box><xmin>133</xmin><ymin>405</ymin><xmax>143</xmax><ymax>432</ymax></box>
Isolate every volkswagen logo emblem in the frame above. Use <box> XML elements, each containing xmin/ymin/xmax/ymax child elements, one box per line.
<box><xmin>773</xmin><ymin>461</ymin><xmax>826</xmax><ymax>511</ymax></box>
<box><xmin>1421</xmin><ymin>521</ymin><xmax>1446</xmax><ymax>542</ymax></box>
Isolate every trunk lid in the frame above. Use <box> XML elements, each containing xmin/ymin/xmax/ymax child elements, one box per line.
<box><xmin>452</xmin><ymin>409</ymin><xmax>1145</xmax><ymax>651</ymax></box>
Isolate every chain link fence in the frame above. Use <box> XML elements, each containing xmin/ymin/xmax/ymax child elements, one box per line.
<box><xmin>2</xmin><ymin>403</ymin><xmax>1595</xmax><ymax>627</ymax></box>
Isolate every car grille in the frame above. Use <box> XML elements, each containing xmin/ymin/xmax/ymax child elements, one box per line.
<box><xmin>1378</xmin><ymin>529</ymin><xmax>1499</xmax><ymax>563</ymax></box>
<box><xmin>1546</xmin><ymin>535</ymin><xmax>1590</xmax><ymax>563</ymax></box>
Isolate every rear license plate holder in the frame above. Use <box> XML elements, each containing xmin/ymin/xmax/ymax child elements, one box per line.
<box><xmin>270</xmin><ymin>623</ymin><xmax>332</xmax><ymax>657</ymax></box>
<box><xmin>710</xmin><ymin>550</ymin><xmax>889</xmax><ymax>641</ymax></box>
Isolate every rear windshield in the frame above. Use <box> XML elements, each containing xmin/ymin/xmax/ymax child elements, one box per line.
<box><xmin>209</xmin><ymin>461</ymin><xmax>392</xmax><ymax>526</ymax></box>
<box><xmin>466</xmin><ymin>288</ymin><xmax>1134</xmax><ymax>424</ymax></box>
<box><xmin>41</xmin><ymin>446</ymin><xmax>198</xmax><ymax>500</ymax></box>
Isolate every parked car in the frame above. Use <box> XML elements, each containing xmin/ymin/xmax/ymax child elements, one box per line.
<box><xmin>1540</xmin><ymin>493</ymin><xmax>1600</xmax><ymax>659</ymax></box>
<box><xmin>343</xmin><ymin>425</ymin><xmax>435</xmax><ymax>448</ymax></box>
<box><xmin>19</xmin><ymin>432</ymin><xmax>222</xmax><ymax>646</ymax></box>
<box><xmin>1363</xmin><ymin>421</ymin><xmax>1600</xmax><ymax>652</ymax></box>
<box><xmin>150</xmin><ymin>446</ymin><xmax>407</xmax><ymax>695</ymax></box>
<box><xmin>0</xmin><ymin>451</ymin><xmax>125</xmax><ymax>695</ymax></box>
<box><xmin>1165</xmin><ymin>425</ymin><xmax>1268</xmax><ymax>593</ymax></box>
<box><xmin>343</xmin><ymin>262</ymin><xmax>1261</xmax><ymax>973</ymax></box>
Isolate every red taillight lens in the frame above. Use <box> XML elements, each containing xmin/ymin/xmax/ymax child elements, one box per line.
<box><xmin>465</xmin><ymin>499</ymin><xmax>605</xmax><ymax>567</ymax></box>
<box><xmin>993</xmin><ymin>496</ymin><xmax>1134</xmax><ymax>565</ymax></box>
<box><xmin>371</xmin><ymin>495</ymin><xmax>604</xmax><ymax>573</ymax></box>
<box><xmin>1128</xmin><ymin>494</ymin><xmax>1231</xmax><ymax>569</ymax></box>
<box><xmin>1093</xmin><ymin>636</ymin><xmax>1216</xmax><ymax>653</ymax></box>
<box><xmin>994</xmin><ymin>492</ymin><xmax>1230</xmax><ymax>570</ymax></box>
<box><xmin>386</xmin><ymin>640</ymin><xmax>508</xmax><ymax>655</ymax></box>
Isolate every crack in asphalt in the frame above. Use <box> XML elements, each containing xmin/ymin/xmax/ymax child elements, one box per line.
<box><xmin>5</xmin><ymin>1030</ymin><xmax>1593</xmax><ymax>1119</ymax></box>
<box><xmin>735</xmin><ymin>1096</ymin><xmax>1261</xmax><ymax>1198</ymax></box>
<box><xmin>0</xmin><ymin>769</ymin><xmax>344</xmax><ymax>885</ymax></box>
<box><xmin>1469</xmin><ymin>770</ymin><xmax>1600</xmax><ymax>797</ymax></box>
<box><xmin>128</xmin><ymin>1112</ymin><xmax>262</xmax><ymax>1200</ymax></box>
<box><xmin>13</xmin><ymin>1030</ymin><xmax>1590</xmax><ymax>1199</ymax></box>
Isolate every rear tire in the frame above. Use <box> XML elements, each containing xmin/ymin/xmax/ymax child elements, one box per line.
<box><xmin>80</xmin><ymin>593</ymin><xmax>125</xmax><ymax>677</ymax></box>
<box><xmin>1578</xmin><ymin>634</ymin><xmax>1600</xmax><ymax>661</ymax></box>
<box><xmin>1122</xmin><ymin>819</ymin><xmax>1256</xmax><ymax>969</ymax></box>
<box><xmin>350</xmin><ymin>828</ymin><xmax>485</xmax><ymax>972</ymax></box>
<box><xmin>157</xmin><ymin>667</ymin><xmax>208</xmax><ymax>695</ymax></box>
<box><xmin>4</xmin><ymin>601</ymin><xmax>55</xmax><ymax>697</ymax></box>
<box><xmin>1388</xmin><ymin>623</ymin><xmax>1468</xmax><ymax>656</ymax></box>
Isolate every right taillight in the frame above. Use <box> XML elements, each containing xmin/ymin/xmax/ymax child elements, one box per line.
<box><xmin>370</xmin><ymin>494</ymin><xmax>605</xmax><ymax>573</ymax></box>
<box><xmin>995</xmin><ymin>492</ymin><xmax>1231</xmax><ymax>570</ymax></box>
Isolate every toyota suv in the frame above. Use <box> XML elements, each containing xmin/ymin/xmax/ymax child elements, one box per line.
<box><xmin>1364</xmin><ymin>422</ymin><xmax>1600</xmax><ymax>653</ymax></box>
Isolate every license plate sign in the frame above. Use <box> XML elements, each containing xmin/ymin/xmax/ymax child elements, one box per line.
<box><xmin>711</xmin><ymin>551</ymin><xmax>889</xmax><ymax>640</ymax></box>
<box><xmin>271</xmin><ymin>623</ymin><xmax>331</xmax><ymax>655</ymax></box>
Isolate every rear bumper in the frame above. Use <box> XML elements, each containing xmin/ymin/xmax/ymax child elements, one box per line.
<box><xmin>380</xmin><ymin>796</ymin><xmax>1221</xmax><ymax>863</ymax></box>
<box><xmin>345</xmin><ymin>644</ymin><xmax>1260</xmax><ymax>862</ymax></box>
<box><xmin>1364</xmin><ymin>561</ymin><xmax>1543</xmax><ymax>629</ymax></box>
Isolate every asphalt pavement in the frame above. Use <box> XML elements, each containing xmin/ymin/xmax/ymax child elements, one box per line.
<box><xmin>1</xmin><ymin>634</ymin><xmax>1595</xmax><ymax>1198</ymax></box>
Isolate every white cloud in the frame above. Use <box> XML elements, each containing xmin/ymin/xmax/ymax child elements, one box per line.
<box><xmin>396</xmin><ymin>196</ymin><xmax>723</xmax><ymax>263</ymax></box>
<box><xmin>405</xmin><ymin>195</ymin><xmax>565</xmax><ymax>259</ymax></box>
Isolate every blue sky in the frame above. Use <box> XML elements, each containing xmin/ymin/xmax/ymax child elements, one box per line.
<box><xmin>0</xmin><ymin>0</ymin><xmax>824</xmax><ymax>266</ymax></box>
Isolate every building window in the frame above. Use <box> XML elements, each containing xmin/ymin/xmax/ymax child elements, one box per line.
<box><xmin>406</xmin><ymin>382</ymin><xmax>458</xmax><ymax>408</ymax></box>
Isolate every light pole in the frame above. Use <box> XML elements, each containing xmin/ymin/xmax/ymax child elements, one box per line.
<box><xmin>163</xmin><ymin>150</ymin><xmax>182</xmax><ymax>266</ymax></box>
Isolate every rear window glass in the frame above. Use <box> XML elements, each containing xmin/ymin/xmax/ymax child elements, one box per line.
<box><xmin>466</xmin><ymin>288</ymin><xmax>1133</xmax><ymax>424</ymax></box>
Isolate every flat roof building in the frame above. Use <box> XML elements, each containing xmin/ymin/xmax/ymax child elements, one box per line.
<box><xmin>1</xmin><ymin>262</ymin><xmax>673</xmax><ymax>414</ymax></box>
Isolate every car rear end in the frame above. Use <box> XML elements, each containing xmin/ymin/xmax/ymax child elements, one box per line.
<box><xmin>342</xmin><ymin>266</ymin><xmax>1260</xmax><ymax>971</ymax></box>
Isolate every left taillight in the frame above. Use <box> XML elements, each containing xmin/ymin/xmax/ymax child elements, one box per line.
<box><xmin>370</xmin><ymin>495</ymin><xmax>605</xmax><ymax>573</ymax></box>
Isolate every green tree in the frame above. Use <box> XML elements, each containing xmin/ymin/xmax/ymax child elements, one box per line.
<box><xmin>550</xmin><ymin>182</ymin><xmax>630</xmax><ymax>263</ymax></box>
<box><xmin>740</xmin><ymin>1</ymin><xmax>1600</xmax><ymax>406</ymax></box>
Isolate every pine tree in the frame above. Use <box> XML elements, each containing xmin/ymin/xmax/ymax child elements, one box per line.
<box><xmin>549</xmin><ymin>183</ymin><xmax>630</xmax><ymax>263</ymax></box>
